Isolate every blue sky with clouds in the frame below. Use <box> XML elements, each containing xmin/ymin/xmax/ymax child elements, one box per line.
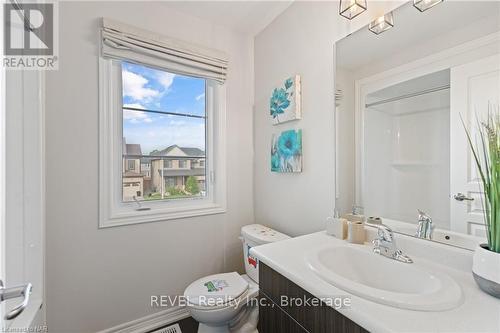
<box><xmin>122</xmin><ymin>62</ymin><xmax>206</xmax><ymax>155</ymax></box>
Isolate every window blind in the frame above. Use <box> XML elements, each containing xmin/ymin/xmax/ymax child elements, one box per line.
<box><xmin>101</xmin><ymin>18</ymin><xmax>228</xmax><ymax>83</ymax></box>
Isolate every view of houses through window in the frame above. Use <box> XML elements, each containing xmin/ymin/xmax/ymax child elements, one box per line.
<box><xmin>121</xmin><ymin>62</ymin><xmax>207</xmax><ymax>202</ymax></box>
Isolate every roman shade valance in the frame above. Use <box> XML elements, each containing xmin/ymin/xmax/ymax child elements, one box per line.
<box><xmin>101</xmin><ymin>18</ymin><xmax>228</xmax><ymax>83</ymax></box>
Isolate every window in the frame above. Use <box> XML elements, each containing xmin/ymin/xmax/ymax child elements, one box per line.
<box><xmin>100</xmin><ymin>59</ymin><xmax>226</xmax><ymax>226</ymax></box>
<box><xmin>99</xmin><ymin>19</ymin><xmax>227</xmax><ymax>228</ymax></box>
<box><xmin>121</xmin><ymin>62</ymin><xmax>206</xmax><ymax>202</ymax></box>
<box><xmin>127</xmin><ymin>159</ymin><xmax>135</xmax><ymax>171</ymax></box>
<box><xmin>165</xmin><ymin>177</ymin><xmax>175</xmax><ymax>188</ymax></box>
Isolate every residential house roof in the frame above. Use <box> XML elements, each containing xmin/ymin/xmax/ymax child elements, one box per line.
<box><xmin>150</xmin><ymin>145</ymin><xmax>205</xmax><ymax>157</ymax></box>
<box><xmin>125</xmin><ymin>144</ymin><xmax>142</xmax><ymax>156</ymax></box>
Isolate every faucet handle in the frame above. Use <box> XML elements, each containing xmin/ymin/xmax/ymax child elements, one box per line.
<box><xmin>416</xmin><ymin>209</ymin><xmax>434</xmax><ymax>239</ymax></box>
<box><xmin>377</xmin><ymin>224</ymin><xmax>394</xmax><ymax>242</ymax></box>
<box><xmin>366</xmin><ymin>221</ymin><xmax>413</xmax><ymax>263</ymax></box>
<box><xmin>417</xmin><ymin>209</ymin><xmax>431</xmax><ymax>221</ymax></box>
<box><xmin>366</xmin><ymin>221</ymin><xmax>394</xmax><ymax>242</ymax></box>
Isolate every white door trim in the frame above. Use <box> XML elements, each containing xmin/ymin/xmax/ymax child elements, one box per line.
<box><xmin>0</xmin><ymin>26</ymin><xmax>6</xmax><ymax>330</ymax></box>
<box><xmin>1</xmin><ymin>61</ymin><xmax>46</xmax><ymax>331</ymax></box>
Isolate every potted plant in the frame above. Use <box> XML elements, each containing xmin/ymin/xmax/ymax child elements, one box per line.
<box><xmin>464</xmin><ymin>107</ymin><xmax>500</xmax><ymax>298</ymax></box>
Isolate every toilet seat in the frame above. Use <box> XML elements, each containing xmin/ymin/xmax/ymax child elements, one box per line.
<box><xmin>184</xmin><ymin>272</ymin><xmax>249</xmax><ymax>310</ymax></box>
<box><xmin>188</xmin><ymin>289</ymin><xmax>250</xmax><ymax>311</ymax></box>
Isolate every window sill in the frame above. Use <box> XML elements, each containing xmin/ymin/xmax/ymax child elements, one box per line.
<box><xmin>99</xmin><ymin>202</ymin><xmax>226</xmax><ymax>228</ymax></box>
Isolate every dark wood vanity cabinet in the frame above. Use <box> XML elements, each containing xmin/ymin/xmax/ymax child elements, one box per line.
<box><xmin>258</xmin><ymin>263</ymin><xmax>369</xmax><ymax>333</ymax></box>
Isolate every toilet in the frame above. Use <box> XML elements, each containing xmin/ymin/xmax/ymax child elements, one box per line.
<box><xmin>184</xmin><ymin>224</ymin><xmax>290</xmax><ymax>333</ymax></box>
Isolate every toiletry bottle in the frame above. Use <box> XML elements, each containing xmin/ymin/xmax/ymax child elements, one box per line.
<box><xmin>326</xmin><ymin>210</ymin><xmax>348</xmax><ymax>239</ymax></box>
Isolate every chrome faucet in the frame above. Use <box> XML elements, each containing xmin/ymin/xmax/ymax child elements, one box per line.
<box><xmin>366</xmin><ymin>221</ymin><xmax>413</xmax><ymax>264</ymax></box>
<box><xmin>416</xmin><ymin>209</ymin><xmax>433</xmax><ymax>240</ymax></box>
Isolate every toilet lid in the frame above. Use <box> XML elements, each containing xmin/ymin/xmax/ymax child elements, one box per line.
<box><xmin>184</xmin><ymin>272</ymin><xmax>249</xmax><ymax>307</ymax></box>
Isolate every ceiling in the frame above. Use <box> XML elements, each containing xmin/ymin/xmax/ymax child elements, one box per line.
<box><xmin>161</xmin><ymin>1</ymin><xmax>294</xmax><ymax>36</ymax></box>
<box><xmin>337</xmin><ymin>1</ymin><xmax>500</xmax><ymax>73</ymax></box>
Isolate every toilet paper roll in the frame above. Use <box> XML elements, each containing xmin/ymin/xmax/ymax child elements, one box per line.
<box><xmin>347</xmin><ymin>221</ymin><xmax>365</xmax><ymax>244</ymax></box>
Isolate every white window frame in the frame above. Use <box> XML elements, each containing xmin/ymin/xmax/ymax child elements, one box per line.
<box><xmin>98</xmin><ymin>58</ymin><xmax>227</xmax><ymax>228</ymax></box>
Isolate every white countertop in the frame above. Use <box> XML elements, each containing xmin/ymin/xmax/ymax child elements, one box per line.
<box><xmin>250</xmin><ymin>231</ymin><xmax>500</xmax><ymax>333</ymax></box>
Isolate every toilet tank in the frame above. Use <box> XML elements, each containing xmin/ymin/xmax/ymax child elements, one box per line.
<box><xmin>241</xmin><ymin>224</ymin><xmax>290</xmax><ymax>283</ymax></box>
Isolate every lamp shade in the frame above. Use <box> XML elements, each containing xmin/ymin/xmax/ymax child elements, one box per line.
<box><xmin>368</xmin><ymin>12</ymin><xmax>394</xmax><ymax>35</ymax></box>
<box><xmin>413</xmin><ymin>0</ymin><xmax>444</xmax><ymax>12</ymax></box>
<box><xmin>339</xmin><ymin>0</ymin><xmax>367</xmax><ymax>20</ymax></box>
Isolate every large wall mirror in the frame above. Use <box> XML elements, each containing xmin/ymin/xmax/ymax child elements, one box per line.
<box><xmin>335</xmin><ymin>1</ymin><xmax>500</xmax><ymax>250</ymax></box>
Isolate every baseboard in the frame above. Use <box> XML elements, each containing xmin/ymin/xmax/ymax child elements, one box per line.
<box><xmin>97</xmin><ymin>306</ymin><xmax>190</xmax><ymax>333</ymax></box>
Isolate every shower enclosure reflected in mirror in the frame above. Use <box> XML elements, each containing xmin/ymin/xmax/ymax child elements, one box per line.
<box><xmin>335</xmin><ymin>0</ymin><xmax>500</xmax><ymax>249</ymax></box>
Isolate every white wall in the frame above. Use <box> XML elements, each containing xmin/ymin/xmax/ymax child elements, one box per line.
<box><xmin>45</xmin><ymin>2</ymin><xmax>254</xmax><ymax>332</ymax></box>
<box><xmin>253</xmin><ymin>1</ymin><xmax>403</xmax><ymax>236</ymax></box>
<box><xmin>363</xmin><ymin>99</ymin><xmax>450</xmax><ymax>228</ymax></box>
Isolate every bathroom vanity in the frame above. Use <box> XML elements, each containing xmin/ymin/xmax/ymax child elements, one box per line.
<box><xmin>251</xmin><ymin>230</ymin><xmax>500</xmax><ymax>333</ymax></box>
<box><xmin>258</xmin><ymin>262</ymin><xmax>367</xmax><ymax>333</ymax></box>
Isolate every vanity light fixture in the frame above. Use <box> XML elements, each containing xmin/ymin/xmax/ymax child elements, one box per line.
<box><xmin>413</xmin><ymin>0</ymin><xmax>444</xmax><ymax>12</ymax></box>
<box><xmin>368</xmin><ymin>12</ymin><xmax>394</xmax><ymax>35</ymax></box>
<box><xmin>339</xmin><ymin>0</ymin><xmax>367</xmax><ymax>20</ymax></box>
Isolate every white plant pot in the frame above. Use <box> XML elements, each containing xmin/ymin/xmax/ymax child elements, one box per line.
<box><xmin>472</xmin><ymin>244</ymin><xmax>500</xmax><ymax>299</ymax></box>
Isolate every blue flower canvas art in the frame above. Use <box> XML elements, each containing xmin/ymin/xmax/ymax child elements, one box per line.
<box><xmin>271</xmin><ymin>129</ymin><xmax>303</xmax><ymax>173</ymax></box>
<box><xmin>270</xmin><ymin>75</ymin><xmax>301</xmax><ymax>125</ymax></box>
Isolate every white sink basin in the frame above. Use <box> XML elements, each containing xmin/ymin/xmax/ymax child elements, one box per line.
<box><xmin>306</xmin><ymin>245</ymin><xmax>463</xmax><ymax>311</ymax></box>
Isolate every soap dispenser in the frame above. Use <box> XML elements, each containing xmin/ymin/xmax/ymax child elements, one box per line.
<box><xmin>326</xmin><ymin>210</ymin><xmax>347</xmax><ymax>239</ymax></box>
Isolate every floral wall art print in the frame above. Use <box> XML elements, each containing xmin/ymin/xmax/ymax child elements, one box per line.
<box><xmin>270</xmin><ymin>75</ymin><xmax>301</xmax><ymax>125</ymax></box>
<box><xmin>271</xmin><ymin>129</ymin><xmax>303</xmax><ymax>173</ymax></box>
